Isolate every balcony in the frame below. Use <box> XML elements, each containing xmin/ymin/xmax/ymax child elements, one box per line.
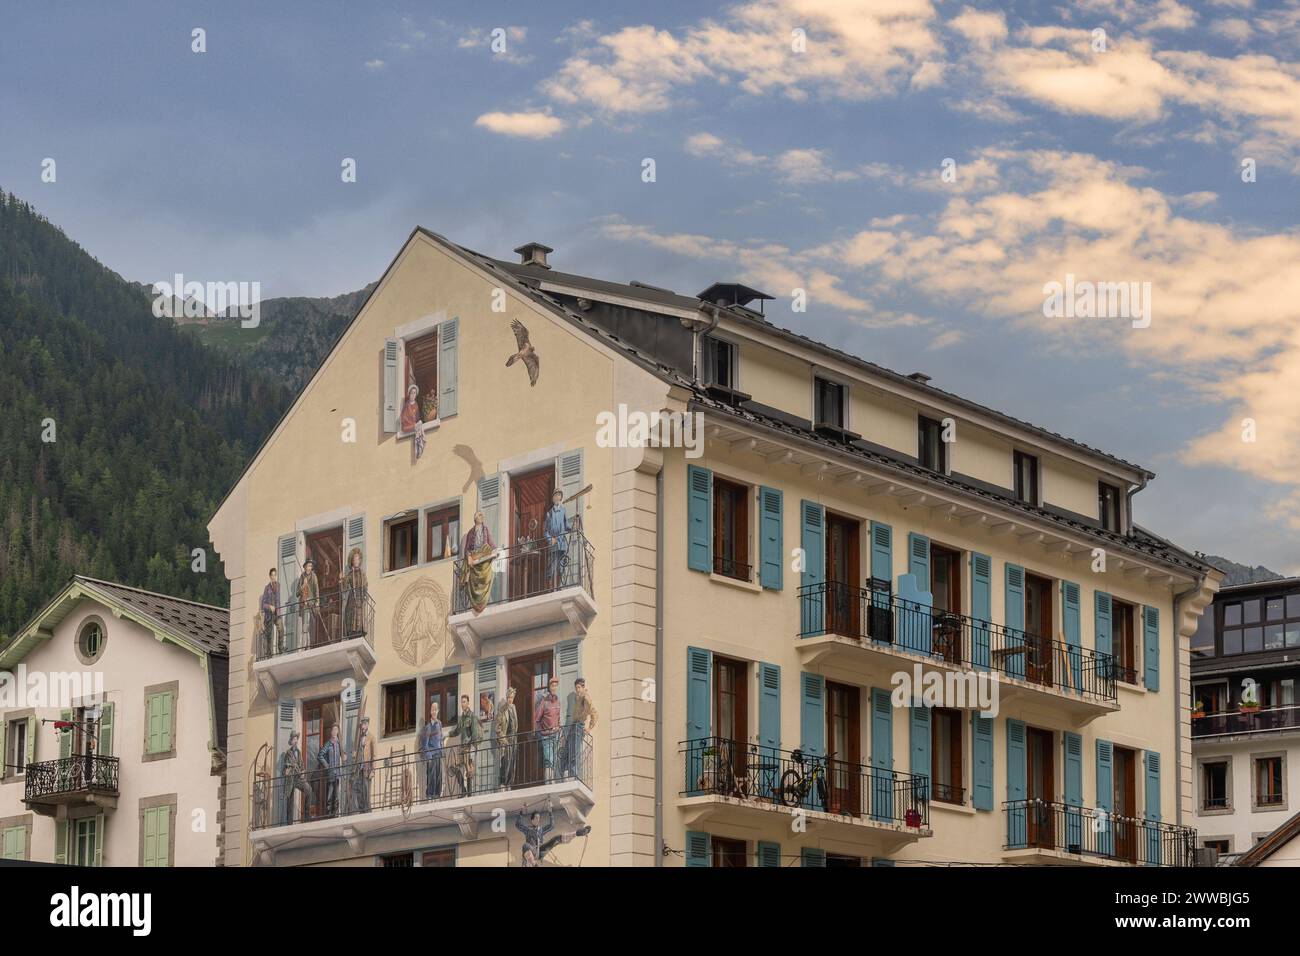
<box><xmin>447</xmin><ymin>530</ymin><xmax>596</xmax><ymax>657</ymax></box>
<box><xmin>248</xmin><ymin>729</ymin><xmax>594</xmax><ymax>864</ymax></box>
<box><xmin>23</xmin><ymin>755</ymin><xmax>120</xmax><ymax>815</ymax></box>
<box><xmin>797</xmin><ymin>583</ymin><xmax>1118</xmax><ymax>718</ymax></box>
<box><xmin>1002</xmin><ymin>799</ymin><xmax>1196</xmax><ymax>866</ymax></box>
<box><xmin>1193</xmin><ymin>705</ymin><xmax>1300</xmax><ymax>739</ymax></box>
<box><xmin>678</xmin><ymin>737</ymin><xmax>931</xmax><ymax>850</ymax></box>
<box><xmin>252</xmin><ymin>587</ymin><xmax>376</xmax><ymax>700</ymax></box>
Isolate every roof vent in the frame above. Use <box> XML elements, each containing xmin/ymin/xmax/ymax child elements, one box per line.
<box><xmin>514</xmin><ymin>241</ymin><xmax>553</xmax><ymax>270</ymax></box>
<box><xmin>907</xmin><ymin>372</ymin><xmax>932</xmax><ymax>385</ymax></box>
<box><xmin>697</xmin><ymin>282</ymin><xmax>774</xmax><ymax>315</ymax></box>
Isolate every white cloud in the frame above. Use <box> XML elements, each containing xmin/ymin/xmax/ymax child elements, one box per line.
<box><xmin>474</xmin><ymin>111</ymin><xmax>566</xmax><ymax>138</ymax></box>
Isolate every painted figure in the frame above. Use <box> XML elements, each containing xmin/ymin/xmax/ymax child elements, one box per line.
<box><xmin>350</xmin><ymin>716</ymin><xmax>376</xmax><ymax>813</ymax></box>
<box><xmin>460</xmin><ymin>511</ymin><xmax>496</xmax><ymax>614</ymax></box>
<box><xmin>535</xmin><ymin>677</ymin><xmax>563</xmax><ymax>783</ymax></box>
<box><xmin>565</xmin><ymin>677</ymin><xmax>598</xmax><ymax>779</ymax></box>
<box><xmin>515</xmin><ymin>800</ymin><xmax>590</xmax><ymax>867</ymax></box>
<box><xmin>505</xmin><ymin>318</ymin><xmax>540</xmax><ymax>386</ymax></box>
<box><xmin>495</xmin><ymin>687</ymin><xmax>519</xmax><ymax>788</ymax></box>
<box><xmin>444</xmin><ymin>693</ymin><xmax>481</xmax><ymax>794</ymax></box>
<box><xmin>399</xmin><ymin>383</ymin><xmax>421</xmax><ymax>432</ymax></box>
<box><xmin>340</xmin><ymin>547</ymin><xmax>368</xmax><ymax>637</ymax></box>
<box><xmin>543</xmin><ymin>488</ymin><xmax>569</xmax><ymax>589</ymax></box>
<box><xmin>318</xmin><ymin>722</ymin><xmax>343</xmax><ymax>816</ymax></box>
<box><xmin>259</xmin><ymin>568</ymin><xmax>283</xmax><ymax>656</ymax></box>
<box><xmin>280</xmin><ymin>730</ymin><xmax>313</xmax><ymax>825</ymax></box>
<box><xmin>295</xmin><ymin>558</ymin><xmax>320</xmax><ymax>650</ymax></box>
<box><xmin>418</xmin><ymin>701</ymin><xmax>444</xmax><ymax>799</ymax></box>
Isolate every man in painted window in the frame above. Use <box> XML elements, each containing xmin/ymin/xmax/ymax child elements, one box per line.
<box><xmin>543</xmin><ymin>488</ymin><xmax>569</xmax><ymax>590</ymax></box>
<box><xmin>565</xmin><ymin>677</ymin><xmax>597</xmax><ymax>779</ymax></box>
<box><xmin>495</xmin><ymin>687</ymin><xmax>519</xmax><ymax>788</ymax></box>
<box><xmin>280</xmin><ymin>730</ymin><xmax>313</xmax><ymax>825</ymax></box>
<box><xmin>295</xmin><ymin>559</ymin><xmax>319</xmax><ymax>651</ymax></box>
<box><xmin>444</xmin><ymin>693</ymin><xmax>481</xmax><ymax>794</ymax></box>
<box><xmin>318</xmin><ymin>723</ymin><xmax>343</xmax><ymax>816</ymax></box>
<box><xmin>536</xmin><ymin>677</ymin><xmax>563</xmax><ymax>783</ymax></box>
<box><xmin>259</xmin><ymin>568</ymin><xmax>282</xmax><ymax>656</ymax></box>
<box><xmin>350</xmin><ymin>716</ymin><xmax>376</xmax><ymax>813</ymax></box>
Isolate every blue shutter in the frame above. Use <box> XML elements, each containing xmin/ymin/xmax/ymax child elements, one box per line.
<box><xmin>687</xmin><ymin>465</ymin><xmax>713</xmax><ymax>572</ymax></box>
<box><xmin>870</xmin><ymin>688</ymin><xmax>894</xmax><ymax>821</ymax></box>
<box><xmin>1004</xmin><ymin>564</ymin><xmax>1026</xmax><ymax>680</ymax></box>
<box><xmin>800</xmin><ymin>501</ymin><xmax>825</xmax><ymax>636</ymax></box>
<box><xmin>1143</xmin><ymin>606</ymin><xmax>1160</xmax><ymax>692</ymax></box>
<box><xmin>801</xmin><ymin>847</ymin><xmax>826</xmax><ymax>868</ymax></box>
<box><xmin>685</xmin><ymin>831</ymin><xmax>711</xmax><ymax>867</ymax></box>
<box><xmin>1005</xmin><ymin>718</ymin><xmax>1027</xmax><ymax>847</ymax></box>
<box><xmin>438</xmin><ymin>317</ymin><xmax>458</xmax><ymax>418</ymax></box>
<box><xmin>1063</xmin><ymin>731</ymin><xmax>1083</xmax><ymax>852</ymax></box>
<box><xmin>970</xmin><ymin>552</ymin><xmax>992</xmax><ymax>670</ymax></box>
<box><xmin>685</xmin><ymin>647</ymin><xmax>712</xmax><ymax>793</ymax></box>
<box><xmin>799</xmin><ymin>673</ymin><xmax>825</xmax><ymax>759</ymax></box>
<box><xmin>756</xmin><ymin>841</ymin><xmax>781</xmax><ymax>867</ymax></box>
<box><xmin>971</xmin><ymin>715</ymin><xmax>994</xmax><ymax>811</ymax></box>
<box><xmin>870</xmin><ymin>521</ymin><xmax>893</xmax><ymax>644</ymax></box>
<box><xmin>1062</xmin><ymin>580</ymin><xmax>1082</xmax><ymax>692</ymax></box>
<box><xmin>871</xmin><ymin>858</ymin><xmax>895</xmax><ymax>867</ymax></box>
<box><xmin>1096</xmin><ymin>740</ymin><xmax>1114</xmax><ymax>857</ymax></box>
<box><xmin>1145</xmin><ymin>750</ymin><xmax>1162</xmax><ymax>865</ymax></box>
<box><xmin>910</xmin><ymin>706</ymin><xmax>931</xmax><ymax>789</ymax></box>
<box><xmin>382</xmin><ymin>338</ymin><xmax>399</xmax><ymax>433</ymax></box>
<box><xmin>758</xmin><ymin>663</ymin><xmax>782</xmax><ymax>801</ymax></box>
<box><xmin>869</xmin><ymin>521</ymin><xmax>892</xmax><ymax>584</ymax></box>
<box><xmin>1094</xmin><ymin>591</ymin><xmax>1113</xmax><ymax>683</ymax></box>
<box><xmin>907</xmin><ymin>533</ymin><xmax>930</xmax><ymax>588</ymax></box>
<box><xmin>759</xmin><ymin>487</ymin><xmax>783</xmax><ymax>590</ymax></box>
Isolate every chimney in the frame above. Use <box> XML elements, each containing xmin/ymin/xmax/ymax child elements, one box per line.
<box><xmin>907</xmin><ymin>372</ymin><xmax>932</xmax><ymax>385</ymax></box>
<box><xmin>514</xmin><ymin>241</ymin><xmax>554</xmax><ymax>270</ymax></box>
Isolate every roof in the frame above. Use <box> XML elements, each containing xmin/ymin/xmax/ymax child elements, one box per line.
<box><xmin>1235</xmin><ymin>809</ymin><xmax>1300</xmax><ymax>866</ymax></box>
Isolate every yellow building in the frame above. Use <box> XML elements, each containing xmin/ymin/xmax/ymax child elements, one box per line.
<box><xmin>210</xmin><ymin>229</ymin><xmax>1220</xmax><ymax>867</ymax></box>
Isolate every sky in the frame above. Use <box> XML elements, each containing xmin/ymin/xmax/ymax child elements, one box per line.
<box><xmin>2</xmin><ymin>0</ymin><xmax>1298</xmax><ymax>572</ymax></box>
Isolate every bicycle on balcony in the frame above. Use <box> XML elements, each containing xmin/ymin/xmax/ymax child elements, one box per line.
<box><xmin>775</xmin><ymin>748</ymin><xmax>832</xmax><ymax>812</ymax></box>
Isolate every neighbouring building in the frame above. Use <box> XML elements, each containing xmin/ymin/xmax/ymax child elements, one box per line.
<box><xmin>1191</xmin><ymin>577</ymin><xmax>1300</xmax><ymax>862</ymax></box>
<box><xmin>209</xmin><ymin>227</ymin><xmax>1219</xmax><ymax>867</ymax></box>
<box><xmin>0</xmin><ymin>576</ymin><xmax>228</xmax><ymax>866</ymax></box>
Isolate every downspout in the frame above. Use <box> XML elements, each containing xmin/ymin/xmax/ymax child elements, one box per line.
<box><xmin>654</xmin><ymin>463</ymin><xmax>665</xmax><ymax>864</ymax></box>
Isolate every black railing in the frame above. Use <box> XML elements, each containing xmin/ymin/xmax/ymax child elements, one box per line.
<box><xmin>24</xmin><ymin>755</ymin><xmax>120</xmax><ymax>802</ymax></box>
<box><xmin>256</xmin><ymin>586</ymin><xmax>375</xmax><ymax>661</ymax></box>
<box><xmin>1003</xmin><ymin>799</ymin><xmax>1196</xmax><ymax>866</ymax></box>
<box><xmin>798</xmin><ymin>582</ymin><xmax>1118</xmax><ymax>703</ymax></box>
<box><xmin>713</xmin><ymin>554</ymin><xmax>752</xmax><ymax>582</ymax></box>
<box><xmin>451</xmin><ymin>530</ymin><xmax>594</xmax><ymax>615</ymax></box>
<box><xmin>932</xmin><ymin>782</ymin><xmax>966</xmax><ymax>805</ymax></box>
<box><xmin>1201</xmin><ymin>795</ymin><xmax>1229</xmax><ymax>811</ymax></box>
<box><xmin>1193</xmin><ymin>705</ymin><xmax>1300</xmax><ymax>738</ymax></box>
<box><xmin>251</xmin><ymin>728</ymin><xmax>593</xmax><ymax>831</ymax></box>
<box><xmin>679</xmin><ymin>737</ymin><xmax>929</xmax><ymax>829</ymax></box>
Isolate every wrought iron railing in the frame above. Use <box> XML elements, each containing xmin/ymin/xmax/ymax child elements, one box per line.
<box><xmin>798</xmin><ymin>582</ymin><xmax>1118</xmax><ymax>703</ymax></box>
<box><xmin>251</xmin><ymin>727</ymin><xmax>593</xmax><ymax>831</ymax></box>
<box><xmin>451</xmin><ymin>530</ymin><xmax>594</xmax><ymax>615</ymax></box>
<box><xmin>1193</xmin><ymin>705</ymin><xmax>1300</xmax><ymax>738</ymax></box>
<box><xmin>1003</xmin><ymin>799</ymin><xmax>1196</xmax><ymax>866</ymax></box>
<box><xmin>931</xmin><ymin>782</ymin><xmax>966</xmax><ymax>805</ymax></box>
<box><xmin>24</xmin><ymin>755</ymin><xmax>120</xmax><ymax>802</ymax></box>
<box><xmin>712</xmin><ymin>554</ymin><xmax>752</xmax><ymax>582</ymax></box>
<box><xmin>679</xmin><ymin>737</ymin><xmax>929</xmax><ymax>829</ymax></box>
<box><xmin>255</xmin><ymin>586</ymin><xmax>375</xmax><ymax>661</ymax></box>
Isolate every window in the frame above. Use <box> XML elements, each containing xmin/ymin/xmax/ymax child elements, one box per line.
<box><xmin>74</xmin><ymin>817</ymin><xmax>98</xmax><ymax>866</ymax></box>
<box><xmin>421</xmin><ymin>848</ymin><xmax>456</xmax><ymax>867</ymax></box>
<box><xmin>1201</xmin><ymin>761</ymin><xmax>1229</xmax><ymax>811</ymax></box>
<box><xmin>77</xmin><ymin>620</ymin><xmax>105</xmax><ymax>664</ymax></box>
<box><xmin>385</xmin><ymin>513</ymin><xmax>418</xmax><ymax>572</ymax></box>
<box><xmin>814</xmin><ymin>377</ymin><xmax>846</xmax><ymax>430</ymax></box>
<box><xmin>711</xmin><ymin>836</ymin><xmax>748</xmax><ymax>867</ymax></box>
<box><xmin>145</xmin><ymin>690</ymin><xmax>175</xmax><ymax>757</ymax></box>
<box><xmin>931</xmin><ymin>708</ymin><xmax>964</xmax><ymax>804</ymax></box>
<box><xmin>1013</xmin><ymin>451</ymin><xmax>1039</xmax><ymax>505</ymax></box>
<box><xmin>1111</xmin><ymin>599</ymin><xmax>1138</xmax><ymax>684</ymax></box>
<box><xmin>1098</xmin><ymin>482</ymin><xmax>1121</xmax><ymax>531</ymax></box>
<box><xmin>402</xmin><ymin>329</ymin><xmax>439</xmax><ymax>429</ymax></box>
<box><xmin>5</xmin><ymin>718</ymin><xmax>28</xmax><ymax>777</ymax></box>
<box><xmin>1220</xmin><ymin>592</ymin><xmax>1300</xmax><ymax>656</ymax></box>
<box><xmin>1255</xmin><ymin>756</ymin><xmax>1284</xmax><ymax>807</ymax></box>
<box><xmin>1</xmin><ymin>825</ymin><xmax>25</xmax><ymax>861</ymax></box>
<box><xmin>918</xmin><ymin>416</ymin><xmax>946</xmax><ymax>472</ymax></box>
<box><xmin>1191</xmin><ymin>609</ymin><xmax>1215</xmax><ymax>659</ymax></box>
<box><xmin>704</xmin><ymin>336</ymin><xmax>737</xmax><ymax>390</ymax></box>
<box><xmin>382</xmin><ymin>852</ymin><xmax>415</xmax><ymax>867</ymax></box>
<box><xmin>1203</xmin><ymin>838</ymin><xmax>1229</xmax><ymax>855</ymax></box>
<box><xmin>825</xmin><ymin>853</ymin><xmax>863</xmax><ymax>867</ymax></box>
<box><xmin>384</xmin><ymin>680</ymin><xmax>417</xmax><ymax>737</ymax></box>
<box><xmin>424</xmin><ymin>503</ymin><xmax>460</xmax><ymax>562</ymax></box>
<box><xmin>712</xmin><ymin>477</ymin><xmax>750</xmax><ymax>581</ymax></box>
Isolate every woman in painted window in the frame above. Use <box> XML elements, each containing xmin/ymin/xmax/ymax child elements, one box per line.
<box><xmin>340</xmin><ymin>547</ymin><xmax>368</xmax><ymax>638</ymax></box>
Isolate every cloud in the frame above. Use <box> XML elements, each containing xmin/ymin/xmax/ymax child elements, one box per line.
<box><xmin>473</xmin><ymin>111</ymin><xmax>566</xmax><ymax>138</ymax></box>
<box><xmin>364</xmin><ymin>59</ymin><xmax>386</xmax><ymax>71</ymax></box>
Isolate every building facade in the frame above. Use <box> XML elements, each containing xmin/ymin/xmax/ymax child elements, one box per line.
<box><xmin>0</xmin><ymin>577</ymin><xmax>228</xmax><ymax>866</ymax></box>
<box><xmin>210</xmin><ymin>228</ymin><xmax>1219</xmax><ymax>867</ymax></box>
<box><xmin>1191</xmin><ymin>578</ymin><xmax>1300</xmax><ymax>861</ymax></box>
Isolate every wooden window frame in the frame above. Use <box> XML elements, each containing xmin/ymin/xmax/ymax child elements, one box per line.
<box><xmin>1098</xmin><ymin>481</ymin><xmax>1122</xmax><ymax>532</ymax></box>
<box><xmin>384</xmin><ymin>512</ymin><xmax>419</xmax><ymax>574</ymax></box>
<box><xmin>1013</xmin><ymin>451</ymin><xmax>1040</xmax><ymax>506</ymax></box>
<box><xmin>422</xmin><ymin>501</ymin><xmax>461</xmax><ymax>564</ymax></box>
<box><xmin>399</xmin><ymin>327</ymin><xmax>440</xmax><ymax>436</ymax></box>
<box><xmin>382</xmin><ymin>679</ymin><xmax>418</xmax><ymax>738</ymax></box>
<box><xmin>711</xmin><ymin>835</ymin><xmax>748</xmax><ymax>868</ymax></box>
<box><xmin>918</xmin><ymin>416</ymin><xmax>947</xmax><ymax>473</ymax></box>
<box><xmin>711</xmin><ymin>476</ymin><xmax>751</xmax><ymax>582</ymax></box>
<box><xmin>813</xmin><ymin>375</ymin><xmax>848</xmax><ymax>430</ymax></box>
<box><xmin>1252</xmin><ymin>753</ymin><xmax>1286</xmax><ymax>810</ymax></box>
<box><xmin>931</xmin><ymin>707</ymin><xmax>964</xmax><ymax>804</ymax></box>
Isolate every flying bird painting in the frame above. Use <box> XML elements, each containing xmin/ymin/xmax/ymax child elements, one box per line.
<box><xmin>506</xmin><ymin>318</ymin><xmax>540</xmax><ymax>386</ymax></box>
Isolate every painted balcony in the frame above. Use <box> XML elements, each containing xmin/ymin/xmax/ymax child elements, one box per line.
<box><xmin>23</xmin><ymin>755</ymin><xmax>119</xmax><ymax>815</ymax></box>
<box><xmin>797</xmin><ymin>582</ymin><xmax>1118</xmax><ymax>720</ymax></box>
<box><xmin>247</xmin><ymin>729</ymin><xmax>594</xmax><ymax>864</ymax></box>
<box><xmin>447</xmin><ymin>530</ymin><xmax>596</xmax><ymax>657</ymax></box>
<box><xmin>1002</xmin><ymin>799</ymin><xmax>1196</xmax><ymax>866</ymax></box>
<box><xmin>678</xmin><ymin>737</ymin><xmax>931</xmax><ymax>851</ymax></box>
<box><xmin>252</xmin><ymin>587</ymin><xmax>376</xmax><ymax>700</ymax></box>
<box><xmin>1193</xmin><ymin>705</ymin><xmax>1300</xmax><ymax>739</ymax></box>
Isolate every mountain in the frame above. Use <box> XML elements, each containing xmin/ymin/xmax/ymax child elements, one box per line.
<box><xmin>0</xmin><ymin>190</ymin><xmax>294</xmax><ymax>637</ymax></box>
<box><xmin>1203</xmin><ymin>555</ymin><xmax>1287</xmax><ymax>587</ymax></box>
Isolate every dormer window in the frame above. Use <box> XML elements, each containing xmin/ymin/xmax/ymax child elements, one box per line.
<box><xmin>1099</xmin><ymin>482</ymin><xmax>1122</xmax><ymax>532</ymax></box>
<box><xmin>918</xmin><ymin>416</ymin><xmax>947</xmax><ymax>473</ymax></box>
<box><xmin>703</xmin><ymin>336</ymin><xmax>749</xmax><ymax>406</ymax></box>
<box><xmin>1013</xmin><ymin>451</ymin><xmax>1039</xmax><ymax>506</ymax></box>
<box><xmin>814</xmin><ymin>377</ymin><xmax>846</xmax><ymax>430</ymax></box>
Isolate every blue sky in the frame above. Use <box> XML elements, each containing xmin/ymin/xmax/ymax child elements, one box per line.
<box><xmin>3</xmin><ymin>0</ymin><xmax>1299</xmax><ymax>571</ymax></box>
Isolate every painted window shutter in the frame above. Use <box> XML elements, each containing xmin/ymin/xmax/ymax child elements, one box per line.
<box><xmin>476</xmin><ymin>656</ymin><xmax>501</xmax><ymax>713</ymax></box>
<box><xmin>1143</xmin><ymin>606</ymin><xmax>1160</xmax><ymax>692</ymax></box>
<box><xmin>971</xmin><ymin>715</ymin><xmax>994</xmax><ymax>811</ymax></box>
<box><xmin>758</xmin><ymin>662</ymin><xmax>781</xmax><ymax>753</ymax></box>
<box><xmin>556</xmin><ymin>449</ymin><xmax>584</xmax><ymax>523</ymax></box>
<box><xmin>970</xmin><ymin>553</ymin><xmax>992</xmax><ymax>670</ymax></box>
<box><xmin>687</xmin><ymin>465</ymin><xmax>713</xmax><ymax>572</ymax></box>
<box><xmin>1004</xmin><ymin>564</ymin><xmax>1026</xmax><ymax>680</ymax></box>
<box><xmin>1063</xmin><ymin>731</ymin><xmax>1083</xmax><ymax>851</ymax></box>
<box><xmin>1145</xmin><ymin>750</ymin><xmax>1162</xmax><ymax>865</ymax></box>
<box><xmin>1095</xmin><ymin>739</ymin><xmax>1113</xmax><ymax>856</ymax></box>
<box><xmin>277</xmin><ymin>533</ymin><xmax>298</xmax><ymax>648</ymax></box>
<box><xmin>383</xmin><ymin>337</ymin><xmax>400</xmax><ymax>433</ymax></box>
<box><xmin>477</xmin><ymin>474</ymin><xmax>503</xmax><ymax>603</ymax></box>
<box><xmin>759</xmin><ymin>486</ymin><xmax>783</xmax><ymax>590</ymax></box>
<box><xmin>55</xmin><ymin>821</ymin><xmax>68</xmax><ymax>865</ymax></box>
<box><xmin>1005</xmin><ymin>718</ymin><xmax>1027</xmax><ymax>847</ymax></box>
<box><xmin>556</xmin><ymin>641</ymin><xmax>581</xmax><ymax>723</ymax></box>
<box><xmin>870</xmin><ymin>689</ymin><xmax>894</xmax><ymax>821</ymax></box>
<box><xmin>685</xmin><ymin>831</ymin><xmax>711</xmax><ymax>867</ymax></box>
<box><xmin>756</xmin><ymin>841</ymin><xmax>781</xmax><ymax>867</ymax></box>
<box><xmin>1061</xmin><ymin>580</ymin><xmax>1082</xmax><ymax>691</ymax></box>
<box><xmin>801</xmin><ymin>847</ymin><xmax>826</xmax><ymax>868</ymax></box>
<box><xmin>910</xmin><ymin>706</ymin><xmax>930</xmax><ymax>787</ymax></box>
<box><xmin>438</xmin><ymin>317</ymin><xmax>459</xmax><ymax>418</ymax></box>
<box><xmin>346</xmin><ymin>514</ymin><xmax>365</xmax><ymax>568</ymax></box>
<box><xmin>907</xmin><ymin>532</ymin><xmax>930</xmax><ymax>588</ymax></box>
<box><xmin>274</xmin><ymin>700</ymin><xmax>297</xmax><ymax>824</ymax></box>
<box><xmin>869</xmin><ymin>521</ymin><xmax>892</xmax><ymax>584</ymax></box>
<box><xmin>800</xmin><ymin>501</ymin><xmax>825</xmax><ymax>636</ymax></box>
<box><xmin>99</xmin><ymin>702</ymin><xmax>114</xmax><ymax>758</ymax></box>
<box><xmin>1094</xmin><ymin>591</ymin><xmax>1113</xmax><ymax>682</ymax></box>
<box><xmin>93</xmin><ymin>812</ymin><xmax>104</xmax><ymax>866</ymax></box>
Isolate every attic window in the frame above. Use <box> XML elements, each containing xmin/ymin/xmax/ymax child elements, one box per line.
<box><xmin>814</xmin><ymin>377</ymin><xmax>846</xmax><ymax>430</ymax></box>
<box><xmin>78</xmin><ymin>620</ymin><xmax>105</xmax><ymax>664</ymax></box>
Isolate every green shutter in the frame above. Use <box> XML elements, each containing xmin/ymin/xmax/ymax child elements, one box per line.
<box><xmin>685</xmin><ymin>831</ymin><xmax>711</xmax><ymax>867</ymax></box>
<box><xmin>687</xmin><ymin>465</ymin><xmax>713</xmax><ymax>572</ymax></box>
<box><xmin>971</xmin><ymin>714</ymin><xmax>994</xmax><ymax>811</ymax></box>
<box><xmin>2</xmin><ymin>827</ymin><xmax>24</xmax><ymax>861</ymax></box>
<box><xmin>1143</xmin><ymin>606</ymin><xmax>1160</xmax><ymax>692</ymax></box>
<box><xmin>55</xmin><ymin>821</ymin><xmax>68</xmax><ymax>865</ymax></box>
<box><xmin>756</xmin><ymin>841</ymin><xmax>781</xmax><ymax>867</ymax></box>
<box><xmin>759</xmin><ymin>486</ymin><xmax>783</xmax><ymax>590</ymax></box>
<box><xmin>382</xmin><ymin>338</ymin><xmax>399</xmax><ymax>433</ymax></box>
<box><xmin>970</xmin><ymin>553</ymin><xmax>992</xmax><ymax>669</ymax></box>
<box><xmin>801</xmin><ymin>847</ymin><xmax>826</xmax><ymax>868</ymax></box>
<box><xmin>59</xmin><ymin>709</ymin><xmax>73</xmax><ymax>759</ymax></box>
<box><xmin>98</xmin><ymin>703</ymin><xmax>114</xmax><ymax>758</ymax></box>
<box><xmin>1004</xmin><ymin>564</ymin><xmax>1026</xmax><ymax>680</ymax></box>
<box><xmin>24</xmin><ymin>716</ymin><xmax>34</xmax><ymax>765</ymax></box>
<box><xmin>799</xmin><ymin>501</ymin><xmax>825</xmax><ymax>636</ymax></box>
<box><xmin>1005</xmin><ymin>719</ymin><xmax>1027</xmax><ymax>847</ymax></box>
<box><xmin>146</xmin><ymin>694</ymin><xmax>160</xmax><ymax>753</ymax></box>
<box><xmin>143</xmin><ymin>806</ymin><xmax>160</xmax><ymax>866</ymax></box>
<box><xmin>0</xmin><ymin>720</ymin><xmax>5</xmax><ymax>779</ymax></box>
<box><xmin>438</xmin><ymin>317</ymin><xmax>459</xmax><ymax>418</ymax></box>
<box><xmin>92</xmin><ymin>813</ymin><xmax>104</xmax><ymax>867</ymax></box>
